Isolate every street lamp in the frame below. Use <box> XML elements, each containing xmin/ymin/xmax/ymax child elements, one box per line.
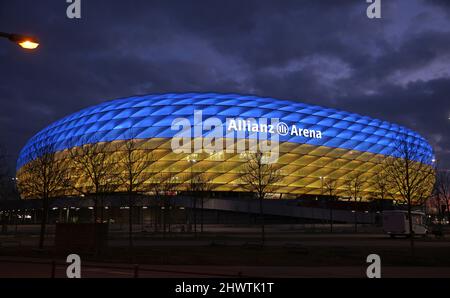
<box><xmin>187</xmin><ymin>155</ymin><xmax>198</xmax><ymax>236</ymax></box>
<box><xmin>0</xmin><ymin>31</ymin><xmax>39</xmax><ymax>50</ymax></box>
<box><xmin>188</xmin><ymin>155</ymin><xmax>197</xmax><ymax>184</ymax></box>
<box><xmin>319</xmin><ymin>176</ymin><xmax>324</xmax><ymax>196</ymax></box>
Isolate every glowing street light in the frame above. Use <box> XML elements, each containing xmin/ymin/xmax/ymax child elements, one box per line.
<box><xmin>0</xmin><ymin>31</ymin><xmax>39</xmax><ymax>50</ymax></box>
<box><xmin>17</xmin><ymin>39</ymin><xmax>39</xmax><ymax>50</ymax></box>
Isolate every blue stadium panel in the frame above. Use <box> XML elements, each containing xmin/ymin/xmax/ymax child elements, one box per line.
<box><xmin>17</xmin><ymin>93</ymin><xmax>434</xmax><ymax>169</ymax></box>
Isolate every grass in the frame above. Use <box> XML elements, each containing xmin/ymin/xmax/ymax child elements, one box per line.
<box><xmin>2</xmin><ymin>244</ymin><xmax>450</xmax><ymax>267</ymax></box>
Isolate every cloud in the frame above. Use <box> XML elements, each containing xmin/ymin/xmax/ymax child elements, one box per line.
<box><xmin>0</xmin><ymin>0</ymin><xmax>449</xmax><ymax>169</ymax></box>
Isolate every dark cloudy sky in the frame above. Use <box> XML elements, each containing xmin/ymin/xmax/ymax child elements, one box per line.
<box><xmin>0</xmin><ymin>0</ymin><xmax>449</xmax><ymax>170</ymax></box>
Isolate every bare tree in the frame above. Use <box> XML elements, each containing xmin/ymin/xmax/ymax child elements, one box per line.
<box><xmin>0</xmin><ymin>147</ymin><xmax>10</xmax><ymax>200</ymax></box>
<box><xmin>68</xmin><ymin>138</ymin><xmax>120</xmax><ymax>223</ymax></box>
<box><xmin>186</xmin><ymin>172</ymin><xmax>207</xmax><ymax>237</ymax></box>
<box><xmin>435</xmin><ymin>169</ymin><xmax>450</xmax><ymax>224</ymax></box>
<box><xmin>383</xmin><ymin>136</ymin><xmax>436</xmax><ymax>255</ymax></box>
<box><xmin>0</xmin><ymin>146</ymin><xmax>18</xmax><ymax>201</ymax></box>
<box><xmin>323</xmin><ymin>178</ymin><xmax>338</xmax><ymax>233</ymax></box>
<box><xmin>240</xmin><ymin>152</ymin><xmax>282</xmax><ymax>243</ymax></box>
<box><xmin>148</xmin><ymin>172</ymin><xmax>178</xmax><ymax>236</ymax></box>
<box><xmin>346</xmin><ymin>174</ymin><xmax>364</xmax><ymax>232</ymax></box>
<box><xmin>117</xmin><ymin>135</ymin><xmax>154</xmax><ymax>249</ymax></box>
<box><xmin>17</xmin><ymin>143</ymin><xmax>69</xmax><ymax>249</ymax></box>
<box><xmin>188</xmin><ymin>173</ymin><xmax>213</xmax><ymax>234</ymax></box>
<box><xmin>371</xmin><ymin>170</ymin><xmax>394</xmax><ymax>225</ymax></box>
<box><xmin>373</xmin><ymin>170</ymin><xmax>392</xmax><ymax>202</ymax></box>
<box><xmin>0</xmin><ymin>146</ymin><xmax>16</xmax><ymax>234</ymax></box>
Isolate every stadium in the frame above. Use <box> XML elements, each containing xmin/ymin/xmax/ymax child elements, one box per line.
<box><xmin>16</xmin><ymin>93</ymin><xmax>434</xmax><ymax>203</ymax></box>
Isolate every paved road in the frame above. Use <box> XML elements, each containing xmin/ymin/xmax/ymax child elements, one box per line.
<box><xmin>1</xmin><ymin>257</ymin><xmax>450</xmax><ymax>278</ymax></box>
<box><xmin>106</xmin><ymin>236</ymin><xmax>450</xmax><ymax>248</ymax></box>
<box><xmin>2</xmin><ymin>230</ymin><xmax>450</xmax><ymax>248</ymax></box>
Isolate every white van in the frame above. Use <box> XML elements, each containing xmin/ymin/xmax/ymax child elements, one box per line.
<box><xmin>382</xmin><ymin>210</ymin><xmax>428</xmax><ymax>238</ymax></box>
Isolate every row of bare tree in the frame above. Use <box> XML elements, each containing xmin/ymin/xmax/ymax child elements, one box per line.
<box><xmin>16</xmin><ymin>136</ymin><xmax>217</xmax><ymax>249</ymax></box>
<box><xmin>434</xmin><ymin>169</ymin><xmax>450</xmax><ymax>223</ymax></box>
<box><xmin>13</xmin><ymin>135</ymin><xmax>444</xmax><ymax>255</ymax></box>
<box><xmin>238</xmin><ymin>137</ymin><xmax>439</xmax><ymax>254</ymax></box>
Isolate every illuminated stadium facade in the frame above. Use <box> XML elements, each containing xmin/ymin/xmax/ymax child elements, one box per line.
<box><xmin>17</xmin><ymin>93</ymin><xmax>434</xmax><ymax>200</ymax></box>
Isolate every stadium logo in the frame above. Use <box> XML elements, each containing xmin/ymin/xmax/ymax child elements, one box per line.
<box><xmin>171</xmin><ymin>110</ymin><xmax>280</xmax><ymax>163</ymax></box>
<box><xmin>170</xmin><ymin>110</ymin><xmax>323</xmax><ymax>164</ymax></box>
<box><xmin>227</xmin><ymin>119</ymin><xmax>322</xmax><ymax>139</ymax></box>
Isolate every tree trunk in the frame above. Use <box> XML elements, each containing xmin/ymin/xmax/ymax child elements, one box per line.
<box><xmin>247</xmin><ymin>197</ymin><xmax>252</xmax><ymax>225</ymax></box>
<box><xmin>39</xmin><ymin>196</ymin><xmax>49</xmax><ymax>249</ymax></box>
<box><xmin>407</xmin><ymin>198</ymin><xmax>415</xmax><ymax>257</ymax></box>
<box><xmin>153</xmin><ymin>206</ymin><xmax>157</xmax><ymax>233</ymax></box>
<box><xmin>354</xmin><ymin>198</ymin><xmax>358</xmax><ymax>233</ymax></box>
<box><xmin>163</xmin><ymin>200</ymin><xmax>166</xmax><ymax>238</ymax></box>
<box><xmin>94</xmin><ymin>195</ymin><xmax>98</xmax><ymax>223</ymax></box>
<box><xmin>200</xmin><ymin>196</ymin><xmax>204</xmax><ymax>233</ymax></box>
<box><xmin>100</xmin><ymin>196</ymin><xmax>104</xmax><ymax>223</ymax></box>
<box><xmin>259</xmin><ymin>193</ymin><xmax>265</xmax><ymax>243</ymax></box>
<box><xmin>446</xmin><ymin>199</ymin><xmax>450</xmax><ymax>224</ymax></box>
<box><xmin>167</xmin><ymin>197</ymin><xmax>172</xmax><ymax>234</ymax></box>
<box><xmin>193</xmin><ymin>196</ymin><xmax>197</xmax><ymax>238</ymax></box>
<box><xmin>329</xmin><ymin>205</ymin><xmax>333</xmax><ymax>233</ymax></box>
<box><xmin>128</xmin><ymin>192</ymin><xmax>133</xmax><ymax>249</ymax></box>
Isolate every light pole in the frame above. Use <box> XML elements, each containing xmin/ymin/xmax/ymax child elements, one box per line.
<box><xmin>0</xmin><ymin>31</ymin><xmax>39</xmax><ymax>49</ymax></box>
<box><xmin>188</xmin><ymin>155</ymin><xmax>197</xmax><ymax>236</ymax></box>
<box><xmin>320</xmin><ymin>176</ymin><xmax>324</xmax><ymax>196</ymax></box>
<box><xmin>321</xmin><ymin>176</ymin><xmax>334</xmax><ymax>233</ymax></box>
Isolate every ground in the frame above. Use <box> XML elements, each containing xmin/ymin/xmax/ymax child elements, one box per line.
<box><xmin>1</xmin><ymin>224</ymin><xmax>450</xmax><ymax>278</ymax></box>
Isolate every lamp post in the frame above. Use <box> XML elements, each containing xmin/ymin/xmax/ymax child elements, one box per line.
<box><xmin>188</xmin><ymin>155</ymin><xmax>197</xmax><ymax>236</ymax></box>
<box><xmin>0</xmin><ymin>31</ymin><xmax>39</xmax><ymax>49</ymax></box>
<box><xmin>321</xmin><ymin>176</ymin><xmax>334</xmax><ymax>233</ymax></box>
<box><xmin>191</xmin><ymin>158</ymin><xmax>197</xmax><ymax>236</ymax></box>
<box><xmin>320</xmin><ymin>176</ymin><xmax>324</xmax><ymax>196</ymax></box>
